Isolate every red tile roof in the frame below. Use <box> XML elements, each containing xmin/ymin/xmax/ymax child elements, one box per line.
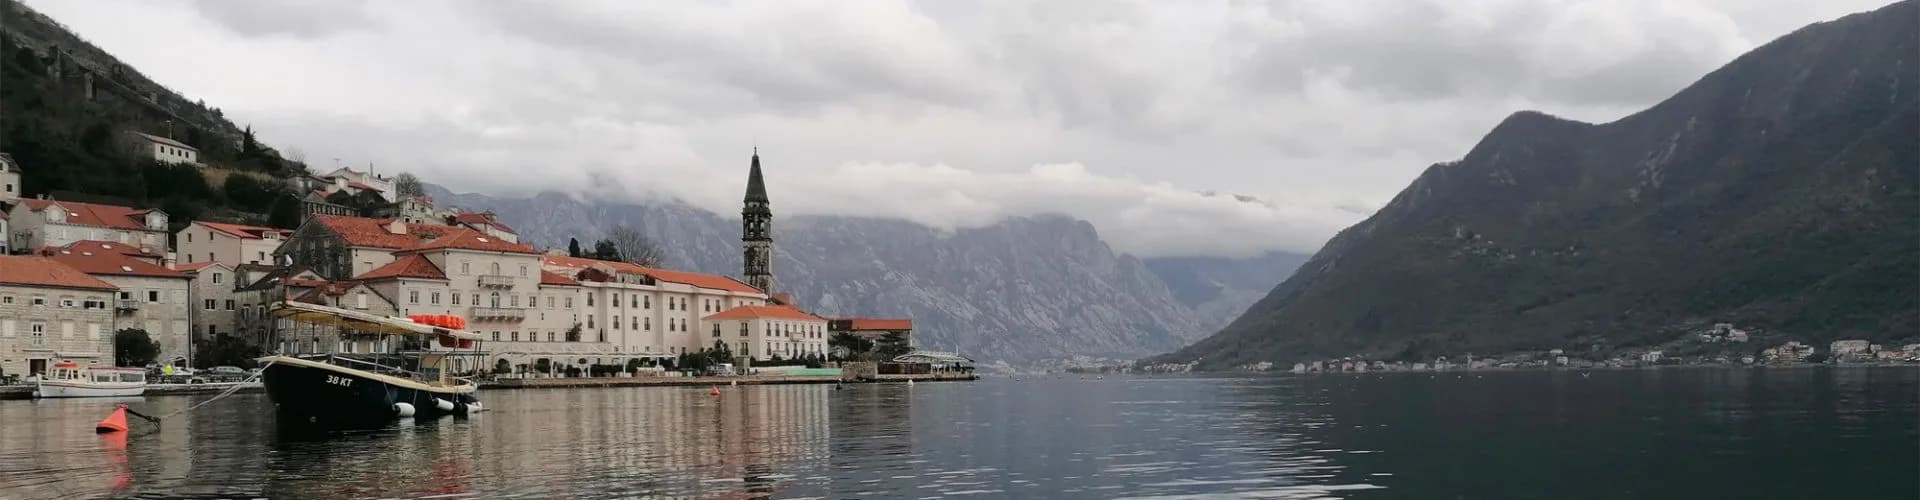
<box><xmin>704</xmin><ymin>305</ymin><xmax>825</xmax><ymax>322</ymax></box>
<box><xmin>0</xmin><ymin>256</ymin><xmax>118</xmax><ymax>291</ymax></box>
<box><xmin>20</xmin><ymin>199</ymin><xmax>156</xmax><ymax>231</ymax></box>
<box><xmin>313</xmin><ymin>215</ymin><xmax>535</xmax><ymax>254</ymax></box>
<box><xmin>60</xmin><ymin>240</ymin><xmax>159</xmax><ymax>258</ymax></box>
<box><xmin>172</xmin><ymin>262</ymin><xmax>217</xmax><ymax>272</ymax></box>
<box><xmin>402</xmin><ymin>230</ymin><xmax>537</xmax><ymax>254</ymax></box>
<box><xmin>196</xmin><ymin>221</ymin><xmax>288</xmax><ymax>240</ymax></box>
<box><xmin>836</xmin><ymin>318</ymin><xmax>914</xmax><ymax>331</ymax></box>
<box><xmin>41</xmin><ymin>246</ymin><xmax>188</xmax><ymax>279</ymax></box>
<box><xmin>540</xmin><ymin>270</ymin><xmax>580</xmax><ymax>286</ymax></box>
<box><xmin>453</xmin><ymin>212</ymin><xmax>516</xmax><ymax>233</ymax></box>
<box><xmin>355</xmin><ymin>254</ymin><xmax>447</xmax><ymax>281</ymax></box>
<box><xmin>542</xmin><ymin>255</ymin><xmax>762</xmax><ymax>294</ymax></box>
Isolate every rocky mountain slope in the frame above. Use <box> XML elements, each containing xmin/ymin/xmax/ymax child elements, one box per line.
<box><xmin>427</xmin><ymin>186</ymin><xmax>1217</xmax><ymax>369</ymax></box>
<box><xmin>1144</xmin><ymin>251</ymin><xmax>1309</xmax><ymax>333</ymax></box>
<box><xmin>1155</xmin><ymin>0</ymin><xmax>1919</xmax><ymax>369</ymax></box>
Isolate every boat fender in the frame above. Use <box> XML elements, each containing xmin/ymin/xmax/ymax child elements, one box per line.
<box><xmin>393</xmin><ymin>402</ymin><xmax>416</xmax><ymax>418</ymax></box>
<box><xmin>435</xmin><ymin>398</ymin><xmax>455</xmax><ymax>412</ymax></box>
<box><xmin>467</xmin><ymin>401</ymin><xmax>484</xmax><ymax>413</ymax></box>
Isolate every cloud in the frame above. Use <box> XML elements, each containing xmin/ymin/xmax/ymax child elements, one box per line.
<box><xmin>18</xmin><ymin>0</ymin><xmax>1896</xmax><ymax>257</ymax></box>
<box><xmin>188</xmin><ymin>0</ymin><xmax>374</xmax><ymax>39</ymax></box>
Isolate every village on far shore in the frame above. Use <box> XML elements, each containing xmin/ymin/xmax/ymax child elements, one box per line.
<box><xmin>1117</xmin><ymin>323</ymin><xmax>1920</xmax><ymax>374</ymax></box>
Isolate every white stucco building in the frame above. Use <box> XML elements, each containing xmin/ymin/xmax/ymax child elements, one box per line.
<box><xmin>176</xmin><ymin>221</ymin><xmax>291</xmax><ymax>267</ymax></box>
<box><xmin>130</xmin><ymin>132</ymin><xmax>200</xmax><ymax>166</ymax></box>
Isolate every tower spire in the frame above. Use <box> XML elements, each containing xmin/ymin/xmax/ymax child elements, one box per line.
<box><xmin>742</xmin><ymin>149</ymin><xmax>774</xmax><ymax>293</ymax></box>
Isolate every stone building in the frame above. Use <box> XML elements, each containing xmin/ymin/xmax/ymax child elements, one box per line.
<box><xmin>43</xmin><ymin>241</ymin><xmax>193</xmax><ymax>367</ymax></box>
<box><xmin>742</xmin><ymin>149</ymin><xmax>774</xmax><ymax>293</ymax></box>
<box><xmin>175</xmin><ymin>262</ymin><xmax>238</xmax><ymax>348</ymax></box>
<box><xmin>7</xmin><ymin>198</ymin><xmax>168</xmax><ymax>251</ymax></box>
<box><xmin>0</xmin><ymin>255</ymin><xmax>117</xmax><ymax>377</ymax></box>
<box><xmin>176</xmin><ymin>221</ymin><xmax>291</xmax><ymax>268</ymax></box>
<box><xmin>275</xmin><ymin>215</ymin><xmax>465</xmax><ymax>280</ymax></box>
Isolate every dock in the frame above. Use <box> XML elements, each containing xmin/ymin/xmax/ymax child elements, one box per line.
<box><xmin>0</xmin><ymin>382</ymin><xmax>264</xmax><ymax>401</ymax></box>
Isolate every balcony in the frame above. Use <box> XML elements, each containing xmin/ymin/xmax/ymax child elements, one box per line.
<box><xmin>477</xmin><ymin>274</ymin><xmax>516</xmax><ymax>288</ymax></box>
<box><xmin>115</xmin><ymin>299</ymin><xmax>141</xmax><ymax>311</ymax></box>
<box><xmin>471</xmin><ymin>306</ymin><xmax>527</xmax><ymax>320</ymax></box>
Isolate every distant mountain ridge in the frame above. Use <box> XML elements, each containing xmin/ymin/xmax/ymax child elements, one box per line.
<box><xmin>426</xmin><ymin>185</ymin><xmax>1291</xmax><ymax>369</ymax></box>
<box><xmin>1155</xmin><ymin>0</ymin><xmax>1919</xmax><ymax>369</ymax></box>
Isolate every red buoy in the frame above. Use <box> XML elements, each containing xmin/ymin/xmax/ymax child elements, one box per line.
<box><xmin>95</xmin><ymin>404</ymin><xmax>129</xmax><ymax>434</ymax></box>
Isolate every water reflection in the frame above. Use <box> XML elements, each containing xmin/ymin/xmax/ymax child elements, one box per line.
<box><xmin>0</xmin><ymin>369</ymin><xmax>1914</xmax><ymax>499</ymax></box>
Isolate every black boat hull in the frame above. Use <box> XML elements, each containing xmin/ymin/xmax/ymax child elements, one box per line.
<box><xmin>261</xmin><ymin>358</ymin><xmax>479</xmax><ymax>427</ymax></box>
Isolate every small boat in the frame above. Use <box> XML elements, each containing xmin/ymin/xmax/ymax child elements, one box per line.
<box><xmin>35</xmin><ymin>362</ymin><xmax>146</xmax><ymax>398</ymax></box>
<box><xmin>260</xmin><ymin>301</ymin><xmax>486</xmax><ymax>427</ymax></box>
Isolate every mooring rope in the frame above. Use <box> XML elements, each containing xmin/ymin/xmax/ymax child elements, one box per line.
<box><xmin>145</xmin><ymin>360</ymin><xmax>276</xmax><ymax>423</ymax></box>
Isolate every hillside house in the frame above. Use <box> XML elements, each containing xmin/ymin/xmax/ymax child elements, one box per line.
<box><xmin>129</xmin><ymin>132</ymin><xmax>200</xmax><ymax>166</ymax></box>
<box><xmin>8</xmin><ymin>198</ymin><xmax>168</xmax><ymax>252</ymax></box>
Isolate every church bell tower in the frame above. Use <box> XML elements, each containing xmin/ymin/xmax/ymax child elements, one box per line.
<box><xmin>742</xmin><ymin>149</ymin><xmax>774</xmax><ymax>293</ymax></box>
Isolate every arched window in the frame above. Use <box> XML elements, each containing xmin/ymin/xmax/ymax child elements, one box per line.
<box><xmin>491</xmin><ymin>262</ymin><xmax>501</xmax><ymax>274</ymax></box>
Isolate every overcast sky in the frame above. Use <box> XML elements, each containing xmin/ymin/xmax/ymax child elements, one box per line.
<box><xmin>22</xmin><ymin>0</ymin><xmax>1892</xmax><ymax>257</ymax></box>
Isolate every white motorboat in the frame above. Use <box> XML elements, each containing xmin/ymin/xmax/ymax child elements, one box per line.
<box><xmin>35</xmin><ymin>362</ymin><xmax>147</xmax><ymax>398</ymax></box>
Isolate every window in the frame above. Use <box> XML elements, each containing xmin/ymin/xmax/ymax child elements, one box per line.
<box><xmin>225</xmin><ymin>300</ymin><xmax>235</xmax><ymax>310</ymax></box>
<box><xmin>409</xmin><ymin>290</ymin><xmax>420</xmax><ymax>304</ymax></box>
<box><xmin>258</xmin><ymin>251</ymin><xmax>266</xmax><ymax>262</ymax></box>
<box><xmin>511</xmin><ymin>331</ymin><xmax>519</xmax><ymax>341</ymax></box>
<box><xmin>212</xmin><ymin>273</ymin><xmax>222</xmax><ymax>284</ymax></box>
<box><xmin>472</xmin><ymin>293</ymin><xmax>480</xmax><ymax>305</ymax></box>
<box><xmin>547</xmin><ymin>296</ymin><xmax>555</xmax><ymax>308</ymax></box>
<box><xmin>1</xmin><ymin>295</ymin><xmax>11</xmax><ymax>304</ymax></box>
<box><xmin>60</xmin><ymin>298</ymin><xmax>75</xmax><ymax>308</ymax></box>
<box><xmin>205</xmin><ymin>299</ymin><xmax>217</xmax><ymax>310</ymax></box>
<box><xmin>491</xmin><ymin>331</ymin><xmax>500</xmax><ymax>341</ymax></box>
<box><xmin>587</xmin><ymin>294</ymin><xmax>594</xmax><ymax>307</ymax></box>
<box><xmin>148</xmin><ymin>290</ymin><xmax>160</xmax><ymax>302</ymax></box>
<box><xmin>565</xmin><ymin>297</ymin><xmax>574</xmax><ymax>308</ymax></box>
<box><xmin>510</xmin><ymin>294</ymin><xmax>519</xmax><ymax>307</ymax></box>
<box><xmin>452</xmin><ymin>293</ymin><xmax>461</xmax><ymax>305</ymax></box>
<box><xmin>519</xmin><ymin>264</ymin><xmax>528</xmax><ymax>277</ymax></box>
<box><xmin>208</xmin><ymin>324</ymin><xmax>217</xmax><ymax>336</ymax></box>
<box><xmin>613</xmin><ymin>293</ymin><xmax>621</xmax><ymax>307</ymax></box>
<box><xmin>461</xmin><ymin>261</ymin><xmax>470</xmax><ymax>274</ymax></box>
<box><xmin>644</xmin><ymin>317</ymin><xmax>651</xmax><ymax>331</ymax></box>
<box><xmin>29</xmin><ymin>322</ymin><xmax>45</xmax><ymax>346</ymax></box>
<box><xmin>613</xmin><ymin>316</ymin><xmax>621</xmax><ymax>330</ymax></box>
<box><xmin>631</xmin><ymin>295</ymin><xmax>638</xmax><ymax>308</ymax></box>
<box><xmin>587</xmin><ymin>316</ymin><xmax>595</xmax><ymax>328</ymax></box>
<box><xmin>644</xmin><ymin>296</ymin><xmax>650</xmax><ymax>309</ymax></box>
<box><xmin>548</xmin><ymin>331</ymin><xmax>555</xmax><ymax>342</ymax></box>
<box><xmin>431</xmin><ymin>292</ymin><xmax>441</xmax><ymax>305</ymax></box>
<box><xmin>356</xmin><ymin>293</ymin><xmax>369</xmax><ymax>309</ymax></box>
<box><xmin>490</xmin><ymin>292</ymin><xmax>501</xmax><ymax>308</ymax></box>
<box><xmin>713</xmin><ymin>323</ymin><xmax>721</xmax><ymax>337</ymax></box>
<box><xmin>740</xmin><ymin>323</ymin><xmax>749</xmax><ymax>336</ymax></box>
<box><xmin>491</xmin><ymin>262</ymin><xmax>501</xmax><ymax>274</ymax></box>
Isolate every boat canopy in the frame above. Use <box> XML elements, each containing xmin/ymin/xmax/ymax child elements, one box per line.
<box><xmin>273</xmin><ymin>301</ymin><xmax>483</xmax><ymax>341</ymax></box>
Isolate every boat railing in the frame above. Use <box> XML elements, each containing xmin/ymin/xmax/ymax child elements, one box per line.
<box><xmin>302</xmin><ymin>354</ymin><xmax>476</xmax><ymax>387</ymax></box>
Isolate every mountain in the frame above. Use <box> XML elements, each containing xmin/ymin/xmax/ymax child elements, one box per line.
<box><xmin>426</xmin><ymin>186</ymin><xmax>1212</xmax><ymax>370</ymax></box>
<box><xmin>1144</xmin><ymin>251</ymin><xmax>1309</xmax><ymax>332</ymax></box>
<box><xmin>1155</xmin><ymin>1</ymin><xmax>1919</xmax><ymax>370</ymax></box>
<box><xmin>1</xmin><ymin>0</ymin><xmax>304</xmax><ymax>227</ymax></box>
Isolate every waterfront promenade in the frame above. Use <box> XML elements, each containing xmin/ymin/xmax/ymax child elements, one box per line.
<box><xmin>0</xmin><ymin>372</ymin><xmax>977</xmax><ymax>400</ymax></box>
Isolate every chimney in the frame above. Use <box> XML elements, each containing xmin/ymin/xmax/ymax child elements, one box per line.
<box><xmin>163</xmin><ymin>251</ymin><xmax>177</xmax><ymax>269</ymax></box>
